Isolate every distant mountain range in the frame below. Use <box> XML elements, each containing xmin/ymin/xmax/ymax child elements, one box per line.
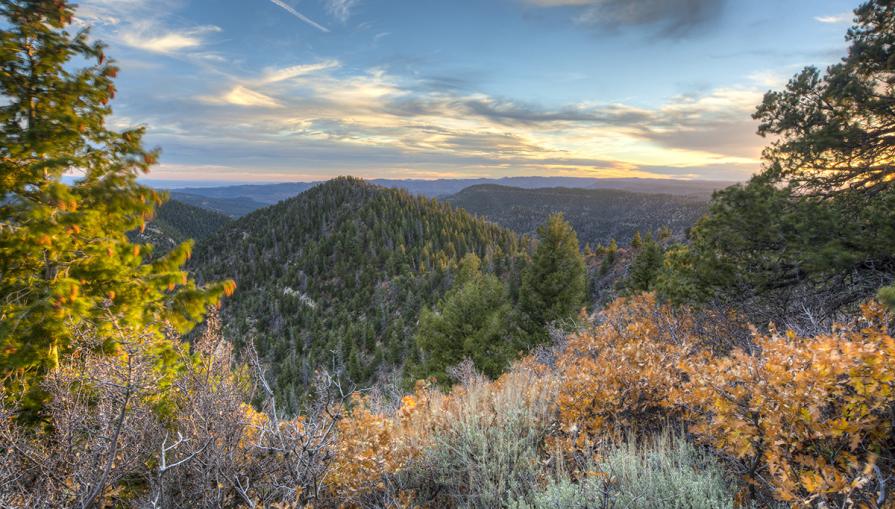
<box><xmin>165</xmin><ymin>177</ymin><xmax>733</xmax><ymax>218</ymax></box>
<box><xmin>446</xmin><ymin>185</ymin><xmax>709</xmax><ymax>247</ymax></box>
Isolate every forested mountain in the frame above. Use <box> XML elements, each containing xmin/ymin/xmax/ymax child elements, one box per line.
<box><xmin>446</xmin><ymin>185</ymin><xmax>708</xmax><ymax>247</ymax></box>
<box><xmin>190</xmin><ymin>177</ymin><xmax>528</xmax><ymax>411</ymax></box>
<box><xmin>132</xmin><ymin>199</ymin><xmax>233</xmax><ymax>254</ymax></box>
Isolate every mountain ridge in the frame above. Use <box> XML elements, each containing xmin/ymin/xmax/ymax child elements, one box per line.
<box><xmin>167</xmin><ymin>177</ymin><xmax>733</xmax><ymax>217</ymax></box>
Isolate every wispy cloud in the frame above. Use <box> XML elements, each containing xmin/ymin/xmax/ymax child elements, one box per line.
<box><xmin>523</xmin><ymin>0</ymin><xmax>726</xmax><ymax>38</ymax></box>
<box><xmin>747</xmin><ymin>70</ymin><xmax>786</xmax><ymax>88</ymax></box>
<box><xmin>266</xmin><ymin>0</ymin><xmax>330</xmax><ymax>32</ymax></box>
<box><xmin>814</xmin><ymin>13</ymin><xmax>851</xmax><ymax>24</ymax></box>
<box><xmin>220</xmin><ymin>85</ymin><xmax>282</xmax><ymax>107</ymax></box>
<box><xmin>258</xmin><ymin>60</ymin><xmax>341</xmax><ymax>84</ymax></box>
<box><xmin>121</xmin><ymin>25</ymin><xmax>221</xmax><ymax>54</ymax></box>
<box><xmin>325</xmin><ymin>0</ymin><xmax>361</xmax><ymax>22</ymax></box>
<box><xmin>78</xmin><ymin>0</ymin><xmax>222</xmax><ymax>58</ymax></box>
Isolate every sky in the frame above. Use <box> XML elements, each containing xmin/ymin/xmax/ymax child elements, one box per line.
<box><xmin>74</xmin><ymin>0</ymin><xmax>858</xmax><ymax>183</ymax></box>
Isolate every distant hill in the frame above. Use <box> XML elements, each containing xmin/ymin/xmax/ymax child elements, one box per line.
<box><xmin>169</xmin><ymin>192</ymin><xmax>268</xmax><ymax>218</ymax></box>
<box><xmin>189</xmin><ymin>177</ymin><xmax>527</xmax><ymax>411</ymax></box>
<box><xmin>173</xmin><ymin>182</ymin><xmax>316</xmax><ymax>205</ymax></box>
<box><xmin>446</xmin><ymin>185</ymin><xmax>709</xmax><ymax>247</ymax></box>
<box><xmin>133</xmin><ymin>199</ymin><xmax>233</xmax><ymax>254</ymax></box>
<box><xmin>167</xmin><ymin>177</ymin><xmax>733</xmax><ymax>217</ymax></box>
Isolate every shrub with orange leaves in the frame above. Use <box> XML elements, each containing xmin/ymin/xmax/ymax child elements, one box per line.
<box><xmin>679</xmin><ymin>302</ymin><xmax>895</xmax><ymax>506</ymax></box>
<box><xmin>556</xmin><ymin>293</ymin><xmax>698</xmax><ymax>446</ymax></box>
<box><xmin>327</xmin><ymin>384</ymin><xmax>433</xmax><ymax>503</ymax></box>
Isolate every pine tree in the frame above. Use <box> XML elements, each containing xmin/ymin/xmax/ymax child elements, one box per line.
<box><xmin>879</xmin><ymin>285</ymin><xmax>895</xmax><ymax>312</ymax></box>
<box><xmin>755</xmin><ymin>0</ymin><xmax>895</xmax><ymax>197</ymax></box>
<box><xmin>518</xmin><ymin>213</ymin><xmax>585</xmax><ymax>343</ymax></box>
<box><xmin>0</xmin><ymin>0</ymin><xmax>234</xmax><ymax>413</ymax></box>
<box><xmin>625</xmin><ymin>233</ymin><xmax>663</xmax><ymax>293</ymax></box>
<box><xmin>415</xmin><ymin>253</ymin><xmax>513</xmax><ymax>383</ymax></box>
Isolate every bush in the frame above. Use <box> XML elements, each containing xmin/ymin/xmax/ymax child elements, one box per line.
<box><xmin>513</xmin><ymin>432</ymin><xmax>746</xmax><ymax>509</ymax></box>
<box><xmin>679</xmin><ymin>302</ymin><xmax>895</xmax><ymax>506</ymax></box>
<box><xmin>407</xmin><ymin>367</ymin><xmax>557</xmax><ymax>508</ymax></box>
<box><xmin>556</xmin><ymin>294</ymin><xmax>696</xmax><ymax>444</ymax></box>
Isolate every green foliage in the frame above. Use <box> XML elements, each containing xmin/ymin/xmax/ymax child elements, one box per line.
<box><xmin>191</xmin><ymin>177</ymin><xmax>527</xmax><ymax>412</ymax></box>
<box><xmin>657</xmin><ymin>174</ymin><xmax>895</xmax><ymax>318</ymax></box>
<box><xmin>405</xmin><ymin>371</ymin><xmax>555</xmax><ymax>509</ymax></box>
<box><xmin>754</xmin><ymin>0</ymin><xmax>895</xmax><ymax>197</ymax></box>
<box><xmin>152</xmin><ymin>199</ymin><xmax>233</xmax><ymax>243</ymax></box>
<box><xmin>447</xmin><ymin>185</ymin><xmax>707</xmax><ymax>248</ymax></box>
<box><xmin>415</xmin><ymin>253</ymin><xmax>514</xmax><ymax>383</ymax></box>
<box><xmin>625</xmin><ymin>233</ymin><xmax>663</xmax><ymax>294</ymax></box>
<box><xmin>879</xmin><ymin>285</ymin><xmax>895</xmax><ymax>312</ymax></box>
<box><xmin>0</xmin><ymin>0</ymin><xmax>232</xmax><ymax>414</ymax></box>
<box><xmin>518</xmin><ymin>213</ymin><xmax>586</xmax><ymax>342</ymax></box>
<box><xmin>131</xmin><ymin>199</ymin><xmax>233</xmax><ymax>255</ymax></box>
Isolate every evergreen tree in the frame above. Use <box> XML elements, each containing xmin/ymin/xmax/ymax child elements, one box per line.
<box><xmin>625</xmin><ymin>233</ymin><xmax>663</xmax><ymax>293</ymax></box>
<box><xmin>657</xmin><ymin>2</ymin><xmax>895</xmax><ymax>320</ymax></box>
<box><xmin>518</xmin><ymin>213</ymin><xmax>585</xmax><ymax>342</ymax></box>
<box><xmin>0</xmin><ymin>0</ymin><xmax>233</xmax><ymax>413</ymax></box>
<box><xmin>755</xmin><ymin>0</ymin><xmax>895</xmax><ymax>198</ymax></box>
<box><xmin>879</xmin><ymin>285</ymin><xmax>895</xmax><ymax>312</ymax></box>
<box><xmin>415</xmin><ymin>253</ymin><xmax>513</xmax><ymax>383</ymax></box>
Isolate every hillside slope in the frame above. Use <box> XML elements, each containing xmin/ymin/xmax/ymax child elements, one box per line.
<box><xmin>446</xmin><ymin>185</ymin><xmax>709</xmax><ymax>247</ymax></box>
<box><xmin>133</xmin><ymin>199</ymin><xmax>233</xmax><ymax>254</ymax></box>
<box><xmin>190</xmin><ymin>177</ymin><xmax>527</xmax><ymax>411</ymax></box>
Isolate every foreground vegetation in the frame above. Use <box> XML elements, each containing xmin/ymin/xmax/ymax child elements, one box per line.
<box><xmin>3</xmin><ymin>0</ymin><xmax>895</xmax><ymax>507</ymax></box>
<box><xmin>2</xmin><ymin>294</ymin><xmax>892</xmax><ymax>507</ymax></box>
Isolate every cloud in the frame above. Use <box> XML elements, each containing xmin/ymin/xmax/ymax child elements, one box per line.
<box><xmin>129</xmin><ymin>58</ymin><xmax>764</xmax><ymax>183</ymax></box>
<box><xmin>325</xmin><ymin>0</ymin><xmax>361</xmax><ymax>22</ymax></box>
<box><xmin>266</xmin><ymin>0</ymin><xmax>330</xmax><ymax>32</ymax></box>
<box><xmin>220</xmin><ymin>86</ymin><xmax>283</xmax><ymax>107</ymax></box>
<box><xmin>78</xmin><ymin>1</ymin><xmax>223</xmax><ymax>58</ymax></box>
<box><xmin>814</xmin><ymin>13</ymin><xmax>851</xmax><ymax>24</ymax></box>
<box><xmin>747</xmin><ymin>70</ymin><xmax>786</xmax><ymax>88</ymax></box>
<box><xmin>259</xmin><ymin>60</ymin><xmax>341</xmax><ymax>84</ymax></box>
<box><xmin>525</xmin><ymin>0</ymin><xmax>725</xmax><ymax>37</ymax></box>
<box><xmin>121</xmin><ymin>25</ymin><xmax>221</xmax><ymax>54</ymax></box>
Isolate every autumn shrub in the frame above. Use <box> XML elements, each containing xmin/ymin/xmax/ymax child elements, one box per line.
<box><xmin>680</xmin><ymin>302</ymin><xmax>895</xmax><ymax>507</ymax></box>
<box><xmin>556</xmin><ymin>294</ymin><xmax>698</xmax><ymax>446</ymax></box>
<box><xmin>324</xmin><ymin>378</ymin><xmax>442</xmax><ymax>507</ymax></box>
